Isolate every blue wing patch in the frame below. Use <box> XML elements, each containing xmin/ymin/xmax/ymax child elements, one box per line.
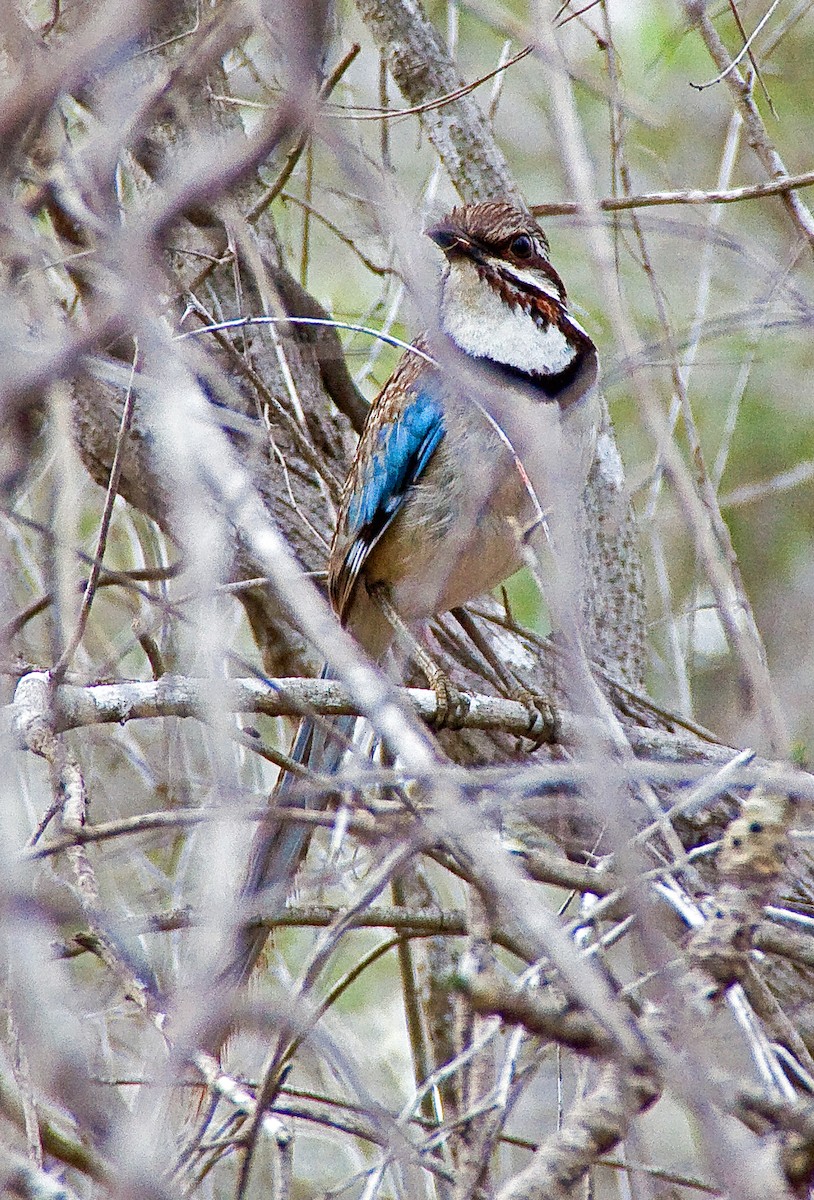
<box><xmin>331</xmin><ymin>387</ymin><xmax>445</xmax><ymax>618</ymax></box>
<box><xmin>345</xmin><ymin>389</ymin><xmax>445</xmax><ymax>538</ymax></box>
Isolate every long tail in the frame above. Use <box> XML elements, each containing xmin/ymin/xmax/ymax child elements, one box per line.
<box><xmin>220</xmin><ymin>670</ymin><xmax>355</xmax><ymax>988</ymax></box>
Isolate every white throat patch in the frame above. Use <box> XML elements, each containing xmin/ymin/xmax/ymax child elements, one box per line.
<box><xmin>441</xmin><ymin>259</ymin><xmax>578</xmax><ymax>376</ymax></box>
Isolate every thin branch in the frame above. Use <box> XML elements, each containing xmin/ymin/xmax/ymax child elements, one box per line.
<box><xmin>690</xmin><ymin>0</ymin><xmax>781</xmax><ymax>100</ymax></box>
<box><xmin>51</xmin><ymin>348</ymin><xmax>139</xmax><ymax>682</ymax></box>
<box><xmin>531</xmin><ymin>167</ymin><xmax>814</xmax><ymax>214</ymax></box>
<box><xmin>331</xmin><ymin>44</ymin><xmax>533</xmax><ymax>121</ymax></box>
<box><xmin>682</xmin><ymin>0</ymin><xmax>814</xmax><ymax>250</ymax></box>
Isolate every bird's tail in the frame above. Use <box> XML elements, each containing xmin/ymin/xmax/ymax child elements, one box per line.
<box><xmin>220</xmin><ymin>667</ymin><xmax>356</xmax><ymax>988</ymax></box>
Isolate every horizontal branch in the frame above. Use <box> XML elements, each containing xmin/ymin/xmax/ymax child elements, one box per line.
<box><xmin>54</xmin><ymin>904</ymin><xmax>477</xmax><ymax>961</ymax></box>
<box><xmin>4</xmin><ymin>668</ymin><xmax>554</xmax><ymax>739</ymax></box>
<box><xmin>9</xmin><ymin>672</ymin><xmax>814</xmax><ymax>792</ymax></box>
<box><xmin>25</xmin><ymin>805</ymin><xmax>387</xmax><ymax>861</ymax></box>
<box><xmin>462</xmin><ymin>969</ymin><xmax>620</xmax><ymax>1058</ymax></box>
<box><xmin>0</xmin><ymin>668</ymin><xmax>702</xmax><ymax>748</ymax></box>
<box><xmin>531</xmin><ymin>167</ymin><xmax>814</xmax><ymax>216</ymax></box>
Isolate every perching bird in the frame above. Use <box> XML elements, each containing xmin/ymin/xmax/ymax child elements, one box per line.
<box><xmin>225</xmin><ymin>199</ymin><xmax>600</xmax><ymax>985</ymax></box>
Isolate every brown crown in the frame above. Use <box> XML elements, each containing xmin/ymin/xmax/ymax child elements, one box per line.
<box><xmin>427</xmin><ymin>200</ymin><xmax>550</xmax><ymax>255</ymax></box>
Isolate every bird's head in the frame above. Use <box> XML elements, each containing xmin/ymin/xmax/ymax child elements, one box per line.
<box><xmin>425</xmin><ymin>200</ymin><xmax>594</xmax><ymax>395</ymax></box>
<box><xmin>428</xmin><ymin>201</ymin><xmax>564</xmax><ymax>307</ymax></box>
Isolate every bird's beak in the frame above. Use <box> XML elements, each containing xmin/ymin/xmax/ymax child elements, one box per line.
<box><xmin>426</xmin><ymin>221</ymin><xmax>478</xmax><ymax>260</ymax></box>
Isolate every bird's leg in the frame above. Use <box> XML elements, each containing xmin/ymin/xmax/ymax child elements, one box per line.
<box><xmin>451</xmin><ymin>606</ymin><xmax>559</xmax><ymax>749</ymax></box>
<box><xmin>368</xmin><ymin>584</ymin><xmax>470</xmax><ymax>729</ymax></box>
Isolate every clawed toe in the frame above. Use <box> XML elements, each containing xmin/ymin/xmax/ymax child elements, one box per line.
<box><xmin>428</xmin><ymin>668</ymin><xmax>470</xmax><ymax>730</ymax></box>
<box><xmin>514</xmin><ymin>688</ymin><xmax>559</xmax><ymax>749</ymax></box>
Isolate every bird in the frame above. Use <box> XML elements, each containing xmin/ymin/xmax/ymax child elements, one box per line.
<box><xmin>223</xmin><ymin>199</ymin><xmax>601</xmax><ymax>987</ymax></box>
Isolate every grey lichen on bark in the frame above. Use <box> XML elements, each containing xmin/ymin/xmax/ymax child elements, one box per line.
<box><xmin>355</xmin><ymin>0</ymin><xmax>523</xmax><ymax>207</ymax></box>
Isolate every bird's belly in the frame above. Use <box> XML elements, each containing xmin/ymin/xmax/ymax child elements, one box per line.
<box><xmin>363</xmin><ymin>448</ymin><xmax>531</xmax><ymax>622</ymax></box>
<box><xmin>356</xmin><ymin>384</ymin><xmax>597</xmax><ymax>626</ymax></box>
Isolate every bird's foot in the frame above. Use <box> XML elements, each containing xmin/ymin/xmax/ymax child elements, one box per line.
<box><xmin>369</xmin><ymin>583</ymin><xmax>470</xmax><ymax>730</ymax></box>
<box><xmin>512</xmin><ymin>686</ymin><xmax>559</xmax><ymax>750</ymax></box>
<box><xmin>425</xmin><ymin>664</ymin><xmax>470</xmax><ymax>731</ymax></box>
<box><xmin>448</xmin><ymin>608</ymin><xmax>557</xmax><ymax>747</ymax></box>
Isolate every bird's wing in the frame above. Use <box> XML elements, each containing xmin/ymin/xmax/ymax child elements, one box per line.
<box><xmin>329</xmin><ymin>385</ymin><xmax>445</xmax><ymax>621</ymax></box>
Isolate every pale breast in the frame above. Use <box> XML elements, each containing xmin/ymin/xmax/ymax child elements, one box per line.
<box><xmin>441</xmin><ymin>259</ymin><xmax>580</xmax><ymax>377</ymax></box>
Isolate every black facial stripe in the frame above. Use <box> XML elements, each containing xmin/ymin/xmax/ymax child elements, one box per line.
<box><xmin>471</xmin><ymin>258</ymin><xmax>565</xmax><ymax>330</ymax></box>
<box><xmin>496</xmin><ymin>354</ymin><xmax>583</xmax><ymax>398</ymax></box>
<box><xmin>447</xmin><ymin>238</ymin><xmax>565</xmax><ymax>301</ymax></box>
<box><xmin>493</xmin><ymin>261</ymin><xmax>565</xmax><ymax>305</ymax></box>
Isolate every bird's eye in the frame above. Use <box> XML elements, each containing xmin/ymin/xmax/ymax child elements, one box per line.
<box><xmin>509</xmin><ymin>234</ymin><xmax>533</xmax><ymax>259</ymax></box>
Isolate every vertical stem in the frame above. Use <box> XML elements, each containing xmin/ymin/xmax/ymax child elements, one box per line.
<box><xmin>391</xmin><ymin>873</ymin><xmax>439</xmax><ymax>1127</ymax></box>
